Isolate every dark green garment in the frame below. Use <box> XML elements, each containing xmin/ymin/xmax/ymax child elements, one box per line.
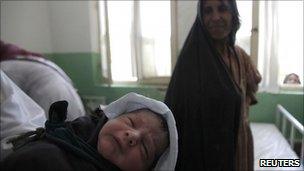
<box><xmin>1</xmin><ymin>101</ymin><xmax>121</xmax><ymax>171</ymax></box>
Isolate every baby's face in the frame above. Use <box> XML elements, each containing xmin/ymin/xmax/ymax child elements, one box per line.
<box><xmin>97</xmin><ymin>110</ymin><xmax>168</xmax><ymax>171</ymax></box>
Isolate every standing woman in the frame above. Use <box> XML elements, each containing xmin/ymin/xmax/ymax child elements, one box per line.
<box><xmin>165</xmin><ymin>0</ymin><xmax>261</xmax><ymax>170</ymax></box>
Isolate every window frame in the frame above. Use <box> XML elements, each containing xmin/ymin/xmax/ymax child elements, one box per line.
<box><xmin>97</xmin><ymin>0</ymin><xmax>177</xmax><ymax>86</ymax></box>
<box><xmin>250</xmin><ymin>0</ymin><xmax>259</xmax><ymax>67</ymax></box>
<box><xmin>253</xmin><ymin>1</ymin><xmax>303</xmax><ymax>92</ymax></box>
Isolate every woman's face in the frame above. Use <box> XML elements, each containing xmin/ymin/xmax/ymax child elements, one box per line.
<box><xmin>97</xmin><ymin>110</ymin><xmax>168</xmax><ymax>171</ymax></box>
<box><xmin>202</xmin><ymin>0</ymin><xmax>233</xmax><ymax>40</ymax></box>
<box><xmin>285</xmin><ymin>74</ymin><xmax>300</xmax><ymax>84</ymax></box>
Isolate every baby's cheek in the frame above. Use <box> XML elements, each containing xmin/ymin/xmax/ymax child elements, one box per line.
<box><xmin>98</xmin><ymin>136</ymin><xmax>117</xmax><ymax>160</ymax></box>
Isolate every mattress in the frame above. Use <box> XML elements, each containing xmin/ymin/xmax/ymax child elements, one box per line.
<box><xmin>251</xmin><ymin>123</ymin><xmax>303</xmax><ymax>170</ymax></box>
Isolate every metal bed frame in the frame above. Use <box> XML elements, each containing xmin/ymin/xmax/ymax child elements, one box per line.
<box><xmin>275</xmin><ymin>104</ymin><xmax>304</xmax><ymax>162</ymax></box>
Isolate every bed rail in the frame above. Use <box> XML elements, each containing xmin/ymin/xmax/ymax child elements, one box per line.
<box><xmin>275</xmin><ymin>104</ymin><xmax>304</xmax><ymax>162</ymax></box>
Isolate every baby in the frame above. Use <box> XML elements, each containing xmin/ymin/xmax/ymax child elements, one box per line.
<box><xmin>98</xmin><ymin>108</ymin><xmax>169</xmax><ymax>171</ymax></box>
<box><xmin>1</xmin><ymin>93</ymin><xmax>178</xmax><ymax>171</ymax></box>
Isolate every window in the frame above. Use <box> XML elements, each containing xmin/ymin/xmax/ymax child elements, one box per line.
<box><xmin>258</xmin><ymin>1</ymin><xmax>303</xmax><ymax>92</ymax></box>
<box><xmin>236</xmin><ymin>1</ymin><xmax>252</xmax><ymax>55</ymax></box>
<box><xmin>98</xmin><ymin>1</ymin><xmax>172</xmax><ymax>84</ymax></box>
<box><xmin>236</xmin><ymin>1</ymin><xmax>303</xmax><ymax>92</ymax></box>
<box><xmin>276</xmin><ymin>2</ymin><xmax>303</xmax><ymax>87</ymax></box>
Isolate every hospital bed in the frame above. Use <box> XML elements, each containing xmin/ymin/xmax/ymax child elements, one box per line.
<box><xmin>251</xmin><ymin>104</ymin><xmax>303</xmax><ymax>170</ymax></box>
<box><xmin>1</xmin><ymin>57</ymin><xmax>85</xmax><ymax>121</ymax></box>
<box><xmin>1</xmin><ymin>58</ymin><xmax>86</xmax><ymax>159</ymax></box>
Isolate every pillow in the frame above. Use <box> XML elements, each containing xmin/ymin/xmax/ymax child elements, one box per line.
<box><xmin>1</xmin><ymin>58</ymin><xmax>85</xmax><ymax>121</ymax></box>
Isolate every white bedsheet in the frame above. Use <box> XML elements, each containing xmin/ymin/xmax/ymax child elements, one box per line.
<box><xmin>0</xmin><ymin>70</ymin><xmax>46</xmax><ymax>139</ymax></box>
<box><xmin>1</xmin><ymin>70</ymin><xmax>47</xmax><ymax>159</ymax></box>
<box><xmin>251</xmin><ymin>123</ymin><xmax>303</xmax><ymax>170</ymax></box>
<box><xmin>1</xmin><ymin>59</ymin><xmax>85</xmax><ymax>121</ymax></box>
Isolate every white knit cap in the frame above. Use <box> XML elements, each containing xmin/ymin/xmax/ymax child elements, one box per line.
<box><xmin>102</xmin><ymin>92</ymin><xmax>178</xmax><ymax>171</ymax></box>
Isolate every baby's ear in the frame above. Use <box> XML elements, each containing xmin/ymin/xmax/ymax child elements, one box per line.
<box><xmin>48</xmin><ymin>101</ymin><xmax>68</xmax><ymax>123</ymax></box>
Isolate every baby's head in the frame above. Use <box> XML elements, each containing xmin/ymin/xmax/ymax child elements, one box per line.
<box><xmin>96</xmin><ymin>92</ymin><xmax>178</xmax><ymax>171</ymax></box>
<box><xmin>98</xmin><ymin>109</ymin><xmax>169</xmax><ymax>171</ymax></box>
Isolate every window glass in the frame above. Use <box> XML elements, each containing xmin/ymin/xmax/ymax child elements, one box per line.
<box><xmin>100</xmin><ymin>1</ymin><xmax>171</xmax><ymax>82</ymax></box>
<box><xmin>107</xmin><ymin>1</ymin><xmax>137</xmax><ymax>81</ymax></box>
<box><xmin>277</xmin><ymin>1</ymin><xmax>303</xmax><ymax>86</ymax></box>
<box><xmin>139</xmin><ymin>1</ymin><xmax>171</xmax><ymax>78</ymax></box>
<box><xmin>236</xmin><ymin>1</ymin><xmax>252</xmax><ymax>55</ymax></box>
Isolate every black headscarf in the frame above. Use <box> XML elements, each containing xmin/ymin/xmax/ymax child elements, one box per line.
<box><xmin>165</xmin><ymin>0</ymin><xmax>242</xmax><ymax>170</ymax></box>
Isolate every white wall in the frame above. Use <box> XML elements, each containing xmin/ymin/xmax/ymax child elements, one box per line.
<box><xmin>0</xmin><ymin>1</ymin><xmax>53</xmax><ymax>53</ymax></box>
<box><xmin>0</xmin><ymin>1</ymin><xmax>99</xmax><ymax>53</ymax></box>
<box><xmin>176</xmin><ymin>0</ymin><xmax>198</xmax><ymax>50</ymax></box>
<box><xmin>0</xmin><ymin>1</ymin><xmax>196</xmax><ymax>54</ymax></box>
<box><xmin>48</xmin><ymin>1</ymin><xmax>98</xmax><ymax>53</ymax></box>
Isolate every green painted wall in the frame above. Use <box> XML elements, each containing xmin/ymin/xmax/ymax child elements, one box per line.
<box><xmin>44</xmin><ymin>53</ymin><xmax>165</xmax><ymax>103</ymax></box>
<box><xmin>250</xmin><ymin>93</ymin><xmax>303</xmax><ymax>124</ymax></box>
<box><xmin>45</xmin><ymin>53</ymin><xmax>303</xmax><ymax>126</ymax></box>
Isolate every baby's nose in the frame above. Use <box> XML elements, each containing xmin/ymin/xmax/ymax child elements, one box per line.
<box><xmin>125</xmin><ymin>130</ymin><xmax>141</xmax><ymax>146</ymax></box>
